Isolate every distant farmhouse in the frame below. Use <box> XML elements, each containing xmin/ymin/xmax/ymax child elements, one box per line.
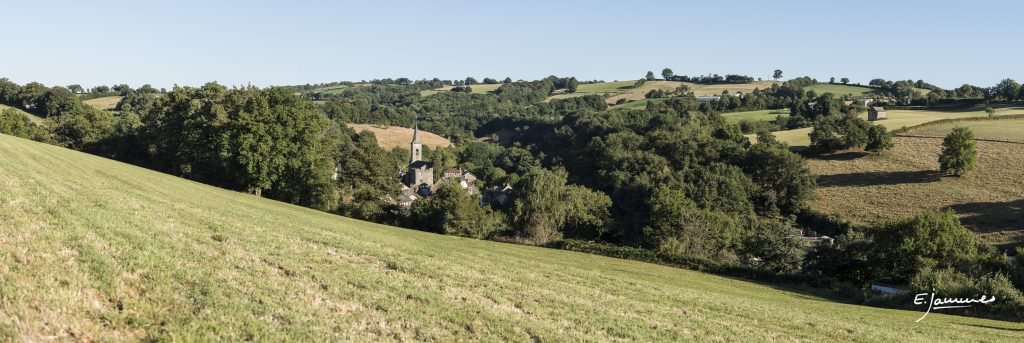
<box><xmin>868</xmin><ymin>106</ymin><xmax>887</xmax><ymax>121</ymax></box>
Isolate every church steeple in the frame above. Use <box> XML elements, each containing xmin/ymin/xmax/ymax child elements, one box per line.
<box><xmin>410</xmin><ymin>117</ymin><xmax>422</xmax><ymax>163</ymax></box>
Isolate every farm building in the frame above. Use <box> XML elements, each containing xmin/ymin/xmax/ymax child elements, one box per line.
<box><xmin>868</xmin><ymin>107</ymin><xmax>887</xmax><ymax>121</ymax></box>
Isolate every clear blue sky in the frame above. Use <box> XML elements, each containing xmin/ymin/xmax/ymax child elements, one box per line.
<box><xmin>2</xmin><ymin>0</ymin><xmax>1021</xmax><ymax>89</ymax></box>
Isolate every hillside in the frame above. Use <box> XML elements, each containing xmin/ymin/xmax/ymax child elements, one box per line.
<box><xmin>82</xmin><ymin>96</ymin><xmax>122</xmax><ymax>111</ymax></box>
<box><xmin>803</xmin><ymin>84</ymin><xmax>878</xmax><ymax>97</ymax></box>
<box><xmin>555</xmin><ymin>80</ymin><xmax>779</xmax><ymax>105</ymax></box>
<box><xmin>767</xmin><ymin>106</ymin><xmax>1024</xmax><ymax>148</ymax></box>
<box><xmin>1</xmin><ymin>134</ymin><xmax>1021</xmax><ymax>341</ymax></box>
<box><xmin>346</xmin><ymin>124</ymin><xmax>451</xmax><ymax>150</ymax></box>
<box><xmin>0</xmin><ymin>104</ymin><xmax>45</xmax><ymax>125</ymax></box>
<box><xmin>808</xmin><ymin>117</ymin><xmax>1024</xmax><ymax>248</ymax></box>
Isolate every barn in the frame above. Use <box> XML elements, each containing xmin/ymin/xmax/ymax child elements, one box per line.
<box><xmin>868</xmin><ymin>106</ymin><xmax>887</xmax><ymax>121</ymax></box>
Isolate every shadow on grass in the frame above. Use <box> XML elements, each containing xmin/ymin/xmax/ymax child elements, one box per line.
<box><xmin>955</xmin><ymin>323</ymin><xmax>1024</xmax><ymax>331</ymax></box>
<box><xmin>814</xmin><ymin>151</ymin><xmax>871</xmax><ymax>161</ymax></box>
<box><xmin>817</xmin><ymin>170</ymin><xmax>941</xmax><ymax>187</ymax></box>
<box><xmin>946</xmin><ymin>199</ymin><xmax>1024</xmax><ymax>233</ymax></box>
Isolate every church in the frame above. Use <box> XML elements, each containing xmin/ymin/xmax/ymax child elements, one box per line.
<box><xmin>398</xmin><ymin>125</ymin><xmax>480</xmax><ymax>207</ymax></box>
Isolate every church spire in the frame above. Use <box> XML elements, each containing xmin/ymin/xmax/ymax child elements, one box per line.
<box><xmin>410</xmin><ymin>114</ymin><xmax>423</xmax><ymax>163</ymax></box>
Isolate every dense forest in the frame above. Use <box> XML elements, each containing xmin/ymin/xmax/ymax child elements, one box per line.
<box><xmin>3</xmin><ymin>73</ymin><xmax>1024</xmax><ymax>319</ymax></box>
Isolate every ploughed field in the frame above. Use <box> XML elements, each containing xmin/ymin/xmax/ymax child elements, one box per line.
<box><xmin>1</xmin><ymin>134</ymin><xmax>1022</xmax><ymax>341</ymax></box>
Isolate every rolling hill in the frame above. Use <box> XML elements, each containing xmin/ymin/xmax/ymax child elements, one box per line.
<box><xmin>82</xmin><ymin>96</ymin><xmax>122</xmax><ymax>111</ymax></box>
<box><xmin>346</xmin><ymin>124</ymin><xmax>451</xmax><ymax>150</ymax></box>
<box><xmin>2</xmin><ymin>133</ymin><xmax>1023</xmax><ymax>340</ymax></box>
<box><xmin>0</xmin><ymin>104</ymin><xmax>45</xmax><ymax>125</ymax></box>
<box><xmin>558</xmin><ymin>80</ymin><xmax>779</xmax><ymax>105</ymax></box>
<box><xmin>765</xmin><ymin>106</ymin><xmax>1024</xmax><ymax>148</ymax></box>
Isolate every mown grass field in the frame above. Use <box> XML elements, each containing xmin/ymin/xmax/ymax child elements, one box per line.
<box><xmin>2</xmin><ymin>134</ymin><xmax>1021</xmax><ymax>341</ymax></box>
<box><xmin>0</xmin><ymin>104</ymin><xmax>45</xmax><ymax>125</ymax></box>
<box><xmin>82</xmin><ymin>96</ymin><xmax>122</xmax><ymax>111</ymax></box>
<box><xmin>907</xmin><ymin>118</ymin><xmax>1024</xmax><ymax>142</ymax></box>
<box><xmin>551</xmin><ymin>81</ymin><xmax>779</xmax><ymax>105</ymax></box>
<box><xmin>346</xmin><ymin>124</ymin><xmax>451</xmax><ymax>150</ymax></box>
<box><xmin>767</xmin><ymin>106</ymin><xmax>1024</xmax><ymax>148</ymax></box>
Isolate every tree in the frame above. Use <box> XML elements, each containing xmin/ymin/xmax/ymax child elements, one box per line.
<box><xmin>829</xmin><ymin>77</ymin><xmax>836</xmax><ymax>84</ymax></box>
<box><xmin>644</xmin><ymin>185</ymin><xmax>745</xmax><ymax>259</ymax></box>
<box><xmin>511</xmin><ymin>167</ymin><xmax>611</xmax><ymax>244</ymax></box>
<box><xmin>645</xmin><ymin>71</ymin><xmax>656</xmax><ymax>81</ymax></box>
<box><xmin>869</xmin><ymin>211</ymin><xmax>978</xmax><ymax>283</ymax></box>
<box><xmin>464</xmin><ymin>77</ymin><xmax>478</xmax><ymax>85</ymax></box>
<box><xmin>809</xmin><ymin>113</ymin><xmax>870</xmax><ymax>153</ymax></box>
<box><xmin>502</xmin><ymin>77</ymin><xmax>512</xmax><ymax>83</ymax></box>
<box><xmin>939</xmin><ymin>127</ymin><xmax>977</xmax><ymax>176</ymax></box>
<box><xmin>865</xmin><ymin>124</ymin><xmax>894</xmax><ymax>153</ymax></box>
<box><xmin>661</xmin><ymin>68</ymin><xmax>674</xmax><ymax>80</ymax></box>
<box><xmin>840</xmin><ymin>77</ymin><xmax>850</xmax><ymax>85</ymax></box>
<box><xmin>985</xmin><ymin>106</ymin><xmax>996</xmax><ymax>118</ymax></box>
<box><xmin>773</xmin><ymin>69</ymin><xmax>783</xmax><ymax>81</ymax></box>
<box><xmin>482</xmin><ymin>77</ymin><xmax>498</xmax><ymax>84</ymax></box>
<box><xmin>740</xmin><ymin>219</ymin><xmax>805</xmax><ymax>273</ymax></box>
<box><xmin>67</xmin><ymin>84</ymin><xmax>84</xmax><ymax>93</ymax></box>
<box><xmin>994</xmin><ymin>79</ymin><xmax>1021</xmax><ymax>101</ymax></box>
<box><xmin>410</xmin><ymin>183</ymin><xmax>505</xmax><ymax>238</ymax></box>
<box><xmin>741</xmin><ymin>144</ymin><xmax>816</xmax><ymax>215</ymax></box>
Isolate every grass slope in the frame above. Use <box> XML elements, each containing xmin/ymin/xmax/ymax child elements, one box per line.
<box><xmin>346</xmin><ymin>124</ymin><xmax>451</xmax><ymax>150</ymax></box>
<box><xmin>907</xmin><ymin>118</ymin><xmax>1024</xmax><ymax>142</ymax></box>
<box><xmin>422</xmin><ymin>84</ymin><xmax>504</xmax><ymax>96</ymax></box>
<box><xmin>0</xmin><ymin>104</ymin><xmax>45</xmax><ymax>125</ymax></box>
<box><xmin>1</xmin><ymin>135</ymin><xmax>1022</xmax><ymax>341</ymax></box>
<box><xmin>804</xmin><ymin>84</ymin><xmax>878</xmax><ymax>97</ymax></box>
<box><xmin>82</xmin><ymin>96</ymin><xmax>122</xmax><ymax>111</ymax></box>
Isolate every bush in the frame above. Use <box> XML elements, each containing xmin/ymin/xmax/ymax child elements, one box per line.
<box><xmin>809</xmin><ymin>113</ymin><xmax>870</xmax><ymax>153</ymax></box>
<box><xmin>864</xmin><ymin>124</ymin><xmax>894</xmax><ymax>153</ymax></box>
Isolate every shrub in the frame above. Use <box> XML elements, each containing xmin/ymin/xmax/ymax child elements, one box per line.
<box><xmin>864</xmin><ymin>124</ymin><xmax>894</xmax><ymax>153</ymax></box>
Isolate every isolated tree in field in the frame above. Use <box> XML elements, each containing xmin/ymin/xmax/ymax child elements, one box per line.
<box><xmin>773</xmin><ymin>69</ymin><xmax>783</xmax><ymax>81</ymax></box>
<box><xmin>502</xmin><ymin>77</ymin><xmax>512</xmax><ymax>83</ymax></box>
<box><xmin>829</xmin><ymin>77</ymin><xmax>836</xmax><ymax>84</ymax></box>
<box><xmin>645</xmin><ymin>71</ymin><xmax>656</xmax><ymax>81</ymax></box>
<box><xmin>841</xmin><ymin>77</ymin><xmax>850</xmax><ymax>85</ymax></box>
<box><xmin>483</xmin><ymin>78</ymin><xmax>498</xmax><ymax>84</ymax></box>
<box><xmin>661</xmin><ymin>68</ymin><xmax>674</xmax><ymax>80</ymax></box>
<box><xmin>939</xmin><ymin>127</ymin><xmax>977</xmax><ymax>176</ymax></box>
<box><xmin>985</xmin><ymin>106</ymin><xmax>996</xmax><ymax>118</ymax></box>
<box><xmin>865</xmin><ymin>125</ymin><xmax>894</xmax><ymax>153</ymax></box>
<box><xmin>464</xmin><ymin>77</ymin><xmax>478</xmax><ymax>85</ymax></box>
<box><xmin>67</xmin><ymin>84</ymin><xmax>83</xmax><ymax>93</ymax></box>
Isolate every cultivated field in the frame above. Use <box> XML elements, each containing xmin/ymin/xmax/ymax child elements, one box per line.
<box><xmin>346</xmin><ymin>124</ymin><xmax>451</xmax><ymax>150</ymax></box>
<box><xmin>82</xmin><ymin>96</ymin><xmax>122</xmax><ymax>111</ymax></box>
<box><xmin>803</xmin><ymin>84</ymin><xmax>878</xmax><ymax>97</ymax></box>
<box><xmin>0</xmin><ymin>104</ymin><xmax>45</xmax><ymax>125</ymax></box>
<box><xmin>1</xmin><ymin>135</ymin><xmax>1022</xmax><ymax>341</ymax></box>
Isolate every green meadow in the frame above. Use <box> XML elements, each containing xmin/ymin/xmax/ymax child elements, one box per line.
<box><xmin>2</xmin><ymin>134</ymin><xmax>1022</xmax><ymax>341</ymax></box>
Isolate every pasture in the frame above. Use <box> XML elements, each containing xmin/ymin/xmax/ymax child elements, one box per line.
<box><xmin>722</xmin><ymin>108</ymin><xmax>790</xmax><ymax>123</ymax></box>
<box><xmin>346</xmin><ymin>124</ymin><xmax>451</xmax><ymax>150</ymax></box>
<box><xmin>767</xmin><ymin>106</ymin><xmax>1024</xmax><ymax>148</ymax></box>
<box><xmin>82</xmin><ymin>96</ymin><xmax>122</xmax><ymax>111</ymax></box>
<box><xmin>2</xmin><ymin>134</ymin><xmax>1021</xmax><ymax>341</ymax></box>
<box><xmin>422</xmin><ymin>83</ymin><xmax>504</xmax><ymax>96</ymax></box>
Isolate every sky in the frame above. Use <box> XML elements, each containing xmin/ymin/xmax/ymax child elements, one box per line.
<box><xmin>2</xmin><ymin>0</ymin><xmax>1021</xmax><ymax>89</ymax></box>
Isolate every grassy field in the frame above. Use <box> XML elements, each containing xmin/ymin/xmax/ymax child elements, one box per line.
<box><xmin>906</xmin><ymin>118</ymin><xmax>1024</xmax><ymax>142</ymax></box>
<box><xmin>346</xmin><ymin>124</ymin><xmax>451</xmax><ymax>150</ymax></box>
<box><xmin>82</xmin><ymin>96</ymin><xmax>122</xmax><ymax>111</ymax></box>
<box><xmin>0</xmin><ymin>104</ymin><xmax>45</xmax><ymax>125</ymax></box>
<box><xmin>2</xmin><ymin>135</ymin><xmax>1022</xmax><ymax>341</ymax></box>
<box><xmin>722</xmin><ymin>108</ymin><xmax>790</xmax><ymax>123</ymax></box>
<box><xmin>551</xmin><ymin>81</ymin><xmax>779</xmax><ymax>105</ymax></box>
<box><xmin>767</xmin><ymin>106</ymin><xmax>1024</xmax><ymax>147</ymax></box>
<box><xmin>422</xmin><ymin>83</ymin><xmax>504</xmax><ymax>96</ymax></box>
<box><xmin>804</xmin><ymin>84</ymin><xmax>878</xmax><ymax>97</ymax></box>
<box><xmin>808</xmin><ymin>136</ymin><xmax>1024</xmax><ymax>244</ymax></box>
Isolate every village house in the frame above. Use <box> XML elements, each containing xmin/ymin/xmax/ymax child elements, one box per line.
<box><xmin>397</xmin><ymin>125</ymin><xmax>486</xmax><ymax>208</ymax></box>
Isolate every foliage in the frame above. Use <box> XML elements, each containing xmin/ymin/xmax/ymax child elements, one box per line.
<box><xmin>864</xmin><ymin>124</ymin><xmax>894</xmax><ymax>153</ymax></box>
<box><xmin>939</xmin><ymin>127</ymin><xmax>977</xmax><ymax>176</ymax></box>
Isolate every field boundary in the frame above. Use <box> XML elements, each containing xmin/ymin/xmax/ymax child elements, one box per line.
<box><xmin>894</xmin><ymin>134</ymin><xmax>1024</xmax><ymax>145</ymax></box>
